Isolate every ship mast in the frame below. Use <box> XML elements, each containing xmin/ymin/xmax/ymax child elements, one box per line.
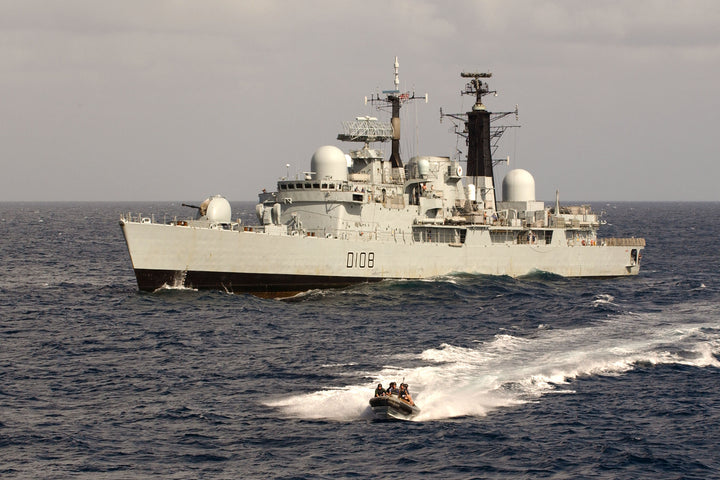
<box><xmin>365</xmin><ymin>57</ymin><xmax>427</xmax><ymax>170</ymax></box>
<box><xmin>462</xmin><ymin>73</ymin><xmax>494</xmax><ymax>181</ymax></box>
<box><xmin>441</xmin><ymin>72</ymin><xmax>518</xmax><ymax>210</ymax></box>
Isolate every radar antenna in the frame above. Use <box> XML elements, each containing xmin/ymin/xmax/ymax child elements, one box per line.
<box><xmin>337</xmin><ymin>116</ymin><xmax>393</xmax><ymax>145</ymax></box>
<box><xmin>460</xmin><ymin>71</ymin><xmax>494</xmax><ymax>110</ymax></box>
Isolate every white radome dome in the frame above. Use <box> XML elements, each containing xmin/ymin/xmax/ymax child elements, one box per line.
<box><xmin>311</xmin><ymin>145</ymin><xmax>348</xmax><ymax>182</ymax></box>
<box><xmin>502</xmin><ymin>169</ymin><xmax>536</xmax><ymax>202</ymax></box>
<box><xmin>206</xmin><ymin>195</ymin><xmax>232</xmax><ymax>223</ymax></box>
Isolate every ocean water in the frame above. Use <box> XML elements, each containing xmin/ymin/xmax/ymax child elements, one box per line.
<box><xmin>1</xmin><ymin>201</ymin><xmax>719</xmax><ymax>479</ymax></box>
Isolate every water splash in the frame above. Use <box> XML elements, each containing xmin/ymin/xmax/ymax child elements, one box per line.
<box><xmin>268</xmin><ymin>305</ymin><xmax>720</xmax><ymax>422</ymax></box>
<box><xmin>592</xmin><ymin>293</ymin><xmax>616</xmax><ymax>307</ymax></box>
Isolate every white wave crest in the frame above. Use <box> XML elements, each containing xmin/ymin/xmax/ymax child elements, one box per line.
<box><xmin>153</xmin><ymin>284</ymin><xmax>198</xmax><ymax>292</ymax></box>
<box><xmin>268</xmin><ymin>308</ymin><xmax>720</xmax><ymax>422</ymax></box>
<box><xmin>592</xmin><ymin>293</ymin><xmax>616</xmax><ymax>307</ymax></box>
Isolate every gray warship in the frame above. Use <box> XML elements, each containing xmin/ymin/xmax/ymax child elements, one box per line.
<box><xmin>120</xmin><ymin>58</ymin><xmax>645</xmax><ymax>297</ymax></box>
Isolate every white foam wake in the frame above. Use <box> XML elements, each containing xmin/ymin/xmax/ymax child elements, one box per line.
<box><xmin>267</xmin><ymin>305</ymin><xmax>720</xmax><ymax>422</ymax></box>
<box><xmin>154</xmin><ymin>284</ymin><xmax>199</xmax><ymax>292</ymax></box>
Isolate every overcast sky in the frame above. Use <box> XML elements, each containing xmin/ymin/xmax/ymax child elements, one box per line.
<box><xmin>1</xmin><ymin>0</ymin><xmax>718</xmax><ymax>201</ymax></box>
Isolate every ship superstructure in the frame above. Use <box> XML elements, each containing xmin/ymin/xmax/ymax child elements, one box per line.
<box><xmin>119</xmin><ymin>58</ymin><xmax>645</xmax><ymax>296</ymax></box>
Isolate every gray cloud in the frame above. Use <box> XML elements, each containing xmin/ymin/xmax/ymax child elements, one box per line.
<box><xmin>1</xmin><ymin>0</ymin><xmax>718</xmax><ymax>201</ymax></box>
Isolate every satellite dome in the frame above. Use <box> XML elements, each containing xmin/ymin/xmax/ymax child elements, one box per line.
<box><xmin>205</xmin><ymin>195</ymin><xmax>232</xmax><ymax>223</ymax></box>
<box><xmin>417</xmin><ymin>157</ymin><xmax>430</xmax><ymax>177</ymax></box>
<box><xmin>502</xmin><ymin>169</ymin><xmax>536</xmax><ymax>202</ymax></box>
<box><xmin>311</xmin><ymin>145</ymin><xmax>348</xmax><ymax>182</ymax></box>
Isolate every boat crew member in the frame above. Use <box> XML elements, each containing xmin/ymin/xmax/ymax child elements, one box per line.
<box><xmin>388</xmin><ymin>382</ymin><xmax>399</xmax><ymax>396</ymax></box>
<box><xmin>399</xmin><ymin>383</ymin><xmax>414</xmax><ymax>406</ymax></box>
<box><xmin>374</xmin><ymin>383</ymin><xmax>386</xmax><ymax>397</ymax></box>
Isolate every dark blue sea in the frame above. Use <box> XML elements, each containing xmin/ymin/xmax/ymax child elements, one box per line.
<box><xmin>1</xmin><ymin>201</ymin><xmax>719</xmax><ymax>479</ymax></box>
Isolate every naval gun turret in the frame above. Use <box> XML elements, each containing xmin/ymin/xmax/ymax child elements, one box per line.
<box><xmin>182</xmin><ymin>195</ymin><xmax>231</xmax><ymax>223</ymax></box>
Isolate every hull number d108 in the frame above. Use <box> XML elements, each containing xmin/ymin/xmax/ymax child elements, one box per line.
<box><xmin>347</xmin><ymin>251</ymin><xmax>375</xmax><ymax>269</ymax></box>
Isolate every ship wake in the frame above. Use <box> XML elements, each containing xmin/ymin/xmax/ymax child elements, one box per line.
<box><xmin>267</xmin><ymin>301</ymin><xmax>720</xmax><ymax>421</ymax></box>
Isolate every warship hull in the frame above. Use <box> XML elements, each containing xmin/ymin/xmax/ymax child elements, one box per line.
<box><xmin>118</xmin><ymin>61</ymin><xmax>645</xmax><ymax>295</ymax></box>
<box><xmin>120</xmin><ymin>220</ymin><xmax>642</xmax><ymax>296</ymax></box>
